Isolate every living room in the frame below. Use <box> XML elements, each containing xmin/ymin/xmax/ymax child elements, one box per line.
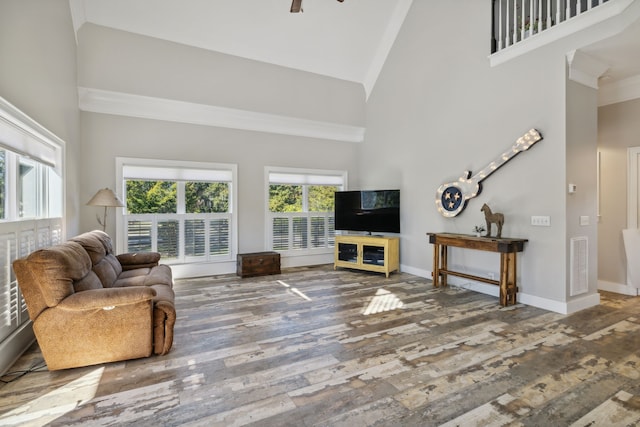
<box><xmin>1</xmin><ymin>0</ymin><xmax>640</xmax><ymax>424</ymax></box>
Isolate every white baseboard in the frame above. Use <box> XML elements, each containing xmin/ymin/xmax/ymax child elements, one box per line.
<box><xmin>598</xmin><ymin>279</ymin><xmax>639</xmax><ymax>296</ymax></box>
<box><xmin>398</xmin><ymin>264</ymin><xmax>430</xmax><ymax>278</ymax></box>
<box><xmin>282</xmin><ymin>253</ymin><xmax>334</xmax><ymax>269</ymax></box>
<box><xmin>405</xmin><ymin>268</ymin><xmax>600</xmax><ymax>314</ymax></box>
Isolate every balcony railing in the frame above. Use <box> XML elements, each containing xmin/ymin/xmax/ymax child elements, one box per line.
<box><xmin>492</xmin><ymin>0</ymin><xmax>610</xmax><ymax>53</ymax></box>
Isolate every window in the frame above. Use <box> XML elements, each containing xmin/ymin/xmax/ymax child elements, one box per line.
<box><xmin>0</xmin><ymin>97</ymin><xmax>64</xmax><ymax>374</ymax></box>
<box><xmin>0</xmin><ymin>149</ymin><xmax>63</xmax><ymax>344</ymax></box>
<box><xmin>118</xmin><ymin>159</ymin><xmax>237</xmax><ymax>266</ymax></box>
<box><xmin>267</xmin><ymin>168</ymin><xmax>345</xmax><ymax>254</ymax></box>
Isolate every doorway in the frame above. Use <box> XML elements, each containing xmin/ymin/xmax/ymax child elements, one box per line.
<box><xmin>623</xmin><ymin>147</ymin><xmax>640</xmax><ymax>295</ymax></box>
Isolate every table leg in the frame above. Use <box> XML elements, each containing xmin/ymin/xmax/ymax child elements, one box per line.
<box><xmin>499</xmin><ymin>252</ymin><xmax>518</xmax><ymax>306</ymax></box>
<box><xmin>432</xmin><ymin>242</ymin><xmax>440</xmax><ymax>287</ymax></box>
<box><xmin>441</xmin><ymin>245</ymin><xmax>448</xmax><ymax>287</ymax></box>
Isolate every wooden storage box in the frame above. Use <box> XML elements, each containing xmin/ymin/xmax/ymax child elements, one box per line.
<box><xmin>237</xmin><ymin>251</ymin><xmax>281</xmax><ymax>278</ymax></box>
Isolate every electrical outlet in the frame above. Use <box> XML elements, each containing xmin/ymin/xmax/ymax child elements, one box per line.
<box><xmin>531</xmin><ymin>215</ymin><xmax>551</xmax><ymax>226</ymax></box>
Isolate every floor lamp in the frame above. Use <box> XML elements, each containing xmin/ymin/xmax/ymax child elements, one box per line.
<box><xmin>86</xmin><ymin>188</ymin><xmax>125</xmax><ymax>232</ymax></box>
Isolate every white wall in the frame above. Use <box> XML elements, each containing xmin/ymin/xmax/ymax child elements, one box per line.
<box><xmin>566</xmin><ymin>78</ymin><xmax>599</xmax><ymax>301</ymax></box>
<box><xmin>77</xmin><ymin>24</ymin><xmax>365</xmax><ymax>127</ymax></box>
<box><xmin>362</xmin><ymin>1</ymin><xmax>600</xmax><ymax>312</ymax></box>
<box><xmin>0</xmin><ymin>0</ymin><xmax>79</xmax><ymax>376</ymax></box>
<box><xmin>598</xmin><ymin>98</ymin><xmax>640</xmax><ymax>291</ymax></box>
<box><xmin>80</xmin><ymin>113</ymin><xmax>360</xmax><ymax>253</ymax></box>
<box><xmin>76</xmin><ymin>25</ymin><xmax>363</xmax><ymax>254</ymax></box>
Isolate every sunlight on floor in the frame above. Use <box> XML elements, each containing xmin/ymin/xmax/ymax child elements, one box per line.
<box><xmin>0</xmin><ymin>367</ymin><xmax>104</xmax><ymax>427</ymax></box>
<box><xmin>277</xmin><ymin>280</ymin><xmax>312</xmax><ymax>301</ymax></box>
<box><xmin>362</xmin><ymin>288</ymin><xmax>404</xmax><ymax>315</ymax></box>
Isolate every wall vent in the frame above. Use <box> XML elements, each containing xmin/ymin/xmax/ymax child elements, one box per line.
<box><xmin>570</xmin><ymin>236</ymin><xmax>588</xmax><ymax>296</ymax></box>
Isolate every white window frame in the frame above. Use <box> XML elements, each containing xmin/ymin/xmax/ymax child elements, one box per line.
<box><xmin>0</xmin><ymin>96</ymin><xmax>65</xmax><ymax>375</ymax></box>
<box><xmin>265</xmin><ymin>166</ymin><xmax>346</xmax><ymax>257</ymax></box>
<box><xmin>116</xmin><ymin>157</ymin><xmax>238</xmax><ymax>279</ymax></box>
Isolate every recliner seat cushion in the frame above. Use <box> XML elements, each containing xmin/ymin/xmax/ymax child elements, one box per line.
<box><xmin>114</xmin><ymin>264</ymin><xmax>173</xmax><ymax>288</ymax></box>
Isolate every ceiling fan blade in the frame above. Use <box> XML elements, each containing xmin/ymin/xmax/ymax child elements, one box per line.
<box><xmin>290</xmin><ymin>0</ymin><xmax>303</xmax><ymax>13</ymax></box>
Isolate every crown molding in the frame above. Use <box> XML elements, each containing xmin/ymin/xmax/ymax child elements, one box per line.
<box><xmin>598</xmin><ymin>74</ymin><xmax>640</xmax><ymax>106</ymax></box>
<box><xmin>78</xmin><ymin>87</ymin><xmax>365</xmax><ymax>143</ymax></box>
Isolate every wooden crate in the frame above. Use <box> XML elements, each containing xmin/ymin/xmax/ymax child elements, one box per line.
<box><xmin>237</xmin><ymin>251</ymin><xmax>281</xmax><ymax>278</ymax></box>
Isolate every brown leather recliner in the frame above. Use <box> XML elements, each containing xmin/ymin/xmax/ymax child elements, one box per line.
<box><xmin>13</xmin><ymin>230</ymin><xmax>175</xmax><ymax>370</ymax></box>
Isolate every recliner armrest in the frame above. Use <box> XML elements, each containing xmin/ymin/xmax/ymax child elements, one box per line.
<box><xmin>56</xmin><ymin>287</ymin><xmax>156</xmax><ymax>311</ymax></box>
<box><xmin>117</xmin><ymin>252</ymin><xmax>161</xmax><ymax>270</ymax></box>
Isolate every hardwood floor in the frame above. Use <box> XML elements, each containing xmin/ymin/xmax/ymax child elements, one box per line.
<box><xmin>1</xmin><ymin>264</ymin><xmax>639</xmax><ymax>426</ymax></box>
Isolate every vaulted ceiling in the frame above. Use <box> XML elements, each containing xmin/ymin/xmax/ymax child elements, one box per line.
<box><xmin>69</xmin><ymin>0</ymin><xmax>413</xmax><ymax>98</ymax></box>
<box><xmin>69</xmin><ymin>0</ymin><xmax>640</xmax><ymax>104</ymax></box>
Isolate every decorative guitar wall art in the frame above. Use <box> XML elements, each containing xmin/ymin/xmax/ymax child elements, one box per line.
<box><xmin>435</xmin><ymin>128</ymin><xmax>543</xmax><ymax>217</ymax></box>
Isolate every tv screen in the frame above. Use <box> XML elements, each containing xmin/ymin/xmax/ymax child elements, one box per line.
<box><xmin>334</xmin><ymin>190</ymin><xmax>400</xmax><ymax>234</ymax></box>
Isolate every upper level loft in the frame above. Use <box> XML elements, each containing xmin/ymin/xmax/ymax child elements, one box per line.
<box><xmin>492</xmin><ymin>0</ymin><xmax>612</xmax><ymax>54</ymax></box>
<box><xmin>490</xmin><ymin>0</ymin><xmax>640</xmax><ymax>104</ymax></box>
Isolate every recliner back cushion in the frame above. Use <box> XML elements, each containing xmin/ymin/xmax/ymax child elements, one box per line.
<box><xmin>70</xmin><ymin>230</ymin><xmax>123</xmax><ymax>287</ymax></box>
<box><xmin>92</xmin><ymin>257</ymin><xmax>122</xmax><ymax>288</ymax></box>
<box><xmin>71</xmin><ymin>231</ymin><xmax>108</xmax><ymax>264</ymax></box>
<box><xmin>24</xmin><ymin>242</ymin><xmax>92</xmax><ymax>307</ymax></box>
<box><xmin>73</xmin><ymin>270</ymin><xmax>103</xmax><ymax>292</ymax></box>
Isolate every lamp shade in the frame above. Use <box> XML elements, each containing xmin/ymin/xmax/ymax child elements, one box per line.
<box><xmin>86</xmin><ymin>188</ymin><xmax>125</xmax><ymax>207</ymax></box>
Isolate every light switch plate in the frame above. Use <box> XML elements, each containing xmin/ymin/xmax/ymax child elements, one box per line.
<box><xmin>531</xmin><ymin>215</ymin><xmax>551</xmax><ymax>226</ymax></box>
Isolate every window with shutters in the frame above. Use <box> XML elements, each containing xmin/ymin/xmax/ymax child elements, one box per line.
<box><xmin>118</xmin><ymin>158</ymin><xmax>237</xmax><ymax>265</ymax></box>
<box><xmin>0</xmin><ymin>100</ymin><xmax>64</xmax><ymax>352</ymax></box>
<box><xmin>266</xmin><ymin>167</ymin><xmax>345</xmax><ymax>255</ymax></box>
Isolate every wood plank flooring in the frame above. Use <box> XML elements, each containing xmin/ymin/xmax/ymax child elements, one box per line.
<box><xmin>1</xmin><ymin>264</ymin><xmax>639</xmax><ymax>426</ymax></box>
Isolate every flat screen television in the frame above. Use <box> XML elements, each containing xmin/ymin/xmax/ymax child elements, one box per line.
<box><xmin>334</xmin><ymin>190</ymin><xmax>400</xmax><ymax>234</ymax></box>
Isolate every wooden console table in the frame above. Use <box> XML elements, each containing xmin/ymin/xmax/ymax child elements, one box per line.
<box><xmin>427</xmin><ymin>232</ymin><xmax>527</xmax><ymax>307</ymax></box>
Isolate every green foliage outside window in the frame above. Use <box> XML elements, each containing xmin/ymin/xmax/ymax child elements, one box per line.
<box><xmin>126</xmin><ymin>180</ymin><xmax>177</xmax><ymax>214</ymax></box>
<box><xmin>185</xmin><ymin>182</ymin><xmax>229</xmax><ymax>213</ymax></box>
<box><xmin>308</xmin><ymin>185</ymin><xmax>337</xmax><ymax>212</ymax></box>
<box><xmin>269</xmin><ymin>185</ymin><xmax>302</xmax><ymax>212</ymax></box>
<box><xmin>126</xmin><ymin>180</ymin><xmax>230</xmax><ymax>214</ymax></box>
<box><xmin>269</xmin><ymin>184</ymin><xmax>337</xmax><ymax>213</ymax></box>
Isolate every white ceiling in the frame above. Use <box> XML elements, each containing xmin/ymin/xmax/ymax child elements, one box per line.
<box><xmin>581</xmin><ymin>13</ymin><xmax>640</xmax><ymax>82</ymax></box>
<box><xmin>70</xmin><ymin>0</ymin><xmax>413</xmax><ymax>96</ymax></box>
<box><xmin>70</xmin><ymin>0</ymin><xmax>640</xmax><ymax>101</ymax></box>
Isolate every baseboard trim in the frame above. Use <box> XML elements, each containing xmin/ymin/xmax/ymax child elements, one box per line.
<box><xmin>407</xmin><ymin>268</ymin><xmax>600</xmax><ymax>314</ymax></box>
<box><xmin>598</xmin><ymin>279</ymin><xmax>639</xmax><ymax>296</ymax></box>
<box><xmin>0</xmin><ymin>321</ymin><xmax>36</xmax><ymax>376</ymax></box>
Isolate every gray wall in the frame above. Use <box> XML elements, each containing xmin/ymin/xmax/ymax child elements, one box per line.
<box><xmin>362</xmin><ymin>1</ymin><xmax>599</xmax><ymax>309</ymax></box>
<box><xmin>598</xmin><ymin>98</ymin><xmax>640</xmax><ymax>287</ymax></box>
<box><xmin>1</xmin><ymin>1</ymin><xmax>610</xmax><ymax>313</ymax></box>
<box><xmin>0</xmin><ymin>0</ymin><xmax>81</xmax><ymax>236</ymax></box>
<box><xmin>76</xmin><ymin>25</ymin><xmax>363</xmax><ymax>253</ymax></box>
<box><xmin>566</xmin><ymin>78</ymin><xmax>599</xmax><ymax>298</ymax></box>
<box><xmin>0</xmin><ymin>0</ymin><xmax>79</xmax><ymax>376</ymax></box>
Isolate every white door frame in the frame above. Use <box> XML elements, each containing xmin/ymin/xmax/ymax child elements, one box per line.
<box><xmin>629</xmin><ymin>147</ymin><xmax>640</xmax><ymax>229</ymax></box>
<box><xmin>625</xmin><ymin>146</ymin><xmax>640</xmax><ymax>295</ymax></box>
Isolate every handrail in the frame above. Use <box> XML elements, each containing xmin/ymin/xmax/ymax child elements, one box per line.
<box><xmin>492</xmin><ymin>0</ymin><xmax>609</xmax><ymax>53</ymax></box>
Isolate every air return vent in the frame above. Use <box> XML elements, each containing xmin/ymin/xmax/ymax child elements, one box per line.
<box><xmin>570</xmin><ymin>237</ymin><xmax>588</xmax><ymax>296</ymax></box>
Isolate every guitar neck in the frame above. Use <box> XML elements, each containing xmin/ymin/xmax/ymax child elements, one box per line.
<box><xmin>471</xmin><ymin>129</ymin><xmax>541</xmax><ymax>183</ymax></box>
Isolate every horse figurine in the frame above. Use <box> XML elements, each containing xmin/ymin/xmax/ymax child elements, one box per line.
<box><xmin>481</xmin><ymin>203</ymin><xmax>504</xmax><ymax>238</ymax></box>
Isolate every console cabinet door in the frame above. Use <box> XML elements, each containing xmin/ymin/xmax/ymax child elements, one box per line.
<box><xmin>334</xmin><ymin>236</ymin><xmax>399</xmax><ymax>277</ymax></box>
